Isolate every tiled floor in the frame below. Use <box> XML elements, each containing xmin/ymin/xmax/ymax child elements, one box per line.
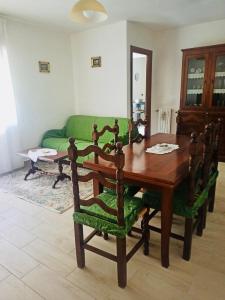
<box><xmin>0</xmin><ymin>164</ymin><xmax>224</xmax><ymax>300</ymax></box>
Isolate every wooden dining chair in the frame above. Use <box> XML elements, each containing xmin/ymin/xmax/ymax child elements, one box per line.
<box><xmin>128</xmin><ymin>118</ymin><xmax>149</xmax><ymax>144</ymax></box>
<box><xmin>92</xmin><ymin>119</ymin><xmax>119</xmax><ymax>153</ymax></box>
<box><xmin>142</xmin><ymin>132</ymin><xmax>210</xmax><ymax>261</ymax></box>
<box><xmin>201</xmin><ymin>119</ymin><xmax>222</xmax><ymax>221</ymax></box>
<box><xmin>68</xmin><ymin>139</ymin><xmax>149</xmax><ymax>288</ymax></box>
<box><xmin>126</xmin><ymin>118</ymin><xmax>150</xmax><ymax>200</ymax></box>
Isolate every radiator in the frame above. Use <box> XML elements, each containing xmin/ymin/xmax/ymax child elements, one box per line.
<box><xmin>157</xmin><ymin>108</ymin><xmax>172</xmax><ymax>133</ymax></box>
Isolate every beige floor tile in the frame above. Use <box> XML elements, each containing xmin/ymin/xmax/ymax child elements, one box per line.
<box><xmin>23</xmin><ymin>265</ymin><xmax>94</xmax><ymax>300</ymax></box>
<box><xmin>0</xmin><ymin>265</ymin><xmax>10</xmax><ymax>282</ymax></box>
<box><xmin>0</xmin><ymin>239</ymin><xmax>39</xmax><ymax>278</ymax></box>
<box><xmin>0</xmin><ymin>226</ymin><xmax>36</xmax><ymax>248</ymax></box>
<box><xmin>0</xmin><ymin>275</ymin><xmax>44</xmax><ymax>300</ymax></box>
<box><xmin>31</xmin><ymin>222</ymin><xmax>75</xmax><ymax>254</ymax></box>
<box><xmin>23</xmin><ymin>238</ymin><xmax>76</xmax><ymax>277</ymax></box>
<box><xmin>186</xmin><ymin>268</ymin><xmax>225</xmax><ymax>300</ymax></box>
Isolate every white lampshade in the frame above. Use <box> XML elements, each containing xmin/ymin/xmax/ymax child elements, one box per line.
<box><xmin>70</xmin><ymin>0</ymin><xmax>108</xmax><ymax>24</ymax></box>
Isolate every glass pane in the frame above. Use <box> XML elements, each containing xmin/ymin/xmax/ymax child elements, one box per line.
<box><xmin>185</xmin><ymin>57</ymin><xmax>205</xmax><ymax>107</ymax></box>
<box><xmin>132</xmin><ymin>52</ymin><xmax>147</xmax><ymax>122</ymax></box>
<box><xmin>212</xmin><ymin>55</ymin><xmax>225</xmax><ymax>107</ymax></box>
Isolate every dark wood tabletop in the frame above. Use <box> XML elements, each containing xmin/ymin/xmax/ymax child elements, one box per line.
<box><xmin>84</xmin><ymin>133</ymin><xmax>190</xmax><ymax>188</ymax></box>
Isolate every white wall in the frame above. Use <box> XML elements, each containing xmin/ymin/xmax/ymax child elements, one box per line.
<box><xmin>71</xmin><ymin>21</ymin><xmax>128</xmax><ymax>117</ymax></box>
<box><xmin>155</xmin><ymin>18</ymin><xmax>225</xmax><ymax>133</ymax></box>
<box><xmin>6</xmin><ymin>20</ymin><xmax>74</xmax><ymax>149</ymax></box>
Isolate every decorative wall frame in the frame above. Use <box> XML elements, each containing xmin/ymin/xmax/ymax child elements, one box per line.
<box><xmin>39</xmin><ymin>61</ymin><xmax>50</xmax><ymax>73</ymax></box>
<box><xmin>91</xmin><ymin>56</ymin><xmax>101</xmax><ymax>68</ymax></box>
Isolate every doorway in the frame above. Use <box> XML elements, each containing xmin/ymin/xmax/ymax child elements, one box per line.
<box><xmin>130</xmin><ymin>46</ymin><xmax>152</xmax><ymax>135</ymax></box>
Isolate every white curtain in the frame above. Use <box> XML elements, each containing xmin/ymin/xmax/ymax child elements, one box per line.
<box><xmin>0</xmin><ymin>18</ymin><xmax>22</xmax><ymax>175</ymax></box>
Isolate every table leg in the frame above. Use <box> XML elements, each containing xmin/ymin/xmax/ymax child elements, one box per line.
<box><xmin>24</xmin><ymin>160</ymin><xmax>42</xmax><ymax>180</ymax></box>
<box><xmin>161</xmin><ymin>187</ymin><xmax>173</xmax><ymax>268</ymax></box>
<box><xmin>52</xmin><ymin>160</ymin><xmax>71</xmax><ymax>188</ymax></box>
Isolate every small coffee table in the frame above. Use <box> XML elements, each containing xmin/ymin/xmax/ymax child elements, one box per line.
<box><xmin>17</xmin><ymin>148</ymin><xmax>71</xmax><ymax>188</ymax></box>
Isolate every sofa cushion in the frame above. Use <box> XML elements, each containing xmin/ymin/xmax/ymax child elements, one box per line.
<box><xmin>65</xmin><ymin>115</ymin><xmax>96</xmax><ymax>141</ymax></box>
<box><xmin>73</xmin><ymin>191</ymin><xmax>144</xmax><ymax>237</ymax></box>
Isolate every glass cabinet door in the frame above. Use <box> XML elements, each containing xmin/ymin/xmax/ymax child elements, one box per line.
<box><xmin>212</xmin><ymin>54</ymin><xmax>225</xmax><ymax>107</ymax></box>
<box><xmin>184</xmin><ymin>57</ymin><xmax>206</xmax><ymax>107</ymax></box>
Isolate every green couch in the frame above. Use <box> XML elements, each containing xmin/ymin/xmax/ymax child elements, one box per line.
<box><xmin>41</xmin><ymin>115</ymin><xmax>129</xmax><ymax>164</ymax></box>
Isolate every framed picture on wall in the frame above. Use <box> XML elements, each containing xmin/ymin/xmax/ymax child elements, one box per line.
<box><xmin>91</xmin><ymin>56</ymin><xmax>101</xmax><ymax>68</ymax></box>
<box><xmin>39</xmin><ymin>61</ymin><xmax>50</xmax><ymax>73</ymax></box>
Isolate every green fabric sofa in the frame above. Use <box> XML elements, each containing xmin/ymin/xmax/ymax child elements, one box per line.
<box><xmin>41</xmin><ymin>115</ymin><xmax>129</xmax><ymax>164</ymax></box>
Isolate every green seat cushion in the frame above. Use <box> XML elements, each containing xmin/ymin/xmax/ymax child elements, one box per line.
<box><xmin>41</xmin><ymin>137</ymin><xmax>104</xmax><ymax>164</ymax></box>
<box><xmin>207</xmin><ymin>171</ymin><xmax>219</xmax><ymax>189</ymax></box>
<box><xmin>74</xmin><ymin>192</ymin><xmax>144</xmax><ymax>237</ymax></box>
<box><xmin>143</xmin><ymin>180</ymin><xmax>209</xmax><ymax>218</ymax></box>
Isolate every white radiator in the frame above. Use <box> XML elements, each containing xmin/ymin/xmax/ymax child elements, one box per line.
<box><xmin>157</xmin><ymin>108</ymin><xmax>172</xmax><ymax>133</ymax></box>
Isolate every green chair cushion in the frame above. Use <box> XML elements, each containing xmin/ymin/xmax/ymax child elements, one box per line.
<box><xmin>73</xmin><ymin>192</ymin><xmax>144</xmax><ymax>237</ymax></box>
<box><xmin>42</xmin><ymin>137</ymin><xmax>104</xmax><ymax>164</ymax></box>
<box><xmin>142</xmin><ymin>180</ymin><xmax>209</xmax><ymax>218</ymax></box>
<box><xmin>207</xmin><ymin>171</ymin><xmax>219</xmax><ymax>189</ymax></box>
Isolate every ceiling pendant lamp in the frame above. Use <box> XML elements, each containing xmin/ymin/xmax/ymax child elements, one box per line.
<box><xmin>70</xmin><ymin>0</ymin><xmax>108</xmax><ymax>24</ymax></box>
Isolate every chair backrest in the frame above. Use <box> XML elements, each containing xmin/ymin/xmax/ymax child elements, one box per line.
<box><xmin>68</xmin><ymin>138</ymin><xmax>126</xmax><ymax>227</ymax></box>
<box><xmin>176</xmin><ymin>110</ymin><xmax>208</xmax><ymax>136</ymax></box>
<box><xmin>202</xmin><ymin>118</ymin><xmax>222</xmax><ymax>185</ymax></box>
<box><xmin>187</xmin><ymin>132</ymin><xmax>204</xmax><ymax>206</ymax></box>
<box><xmin>128</xmin><ymin>118</ymin><xmax>149</xmax><ymax>144</ymax></box>
<box><xmin>92</xmin><ymin>119</ymin><xmax>119</xmax><ymax>153</ymax></box>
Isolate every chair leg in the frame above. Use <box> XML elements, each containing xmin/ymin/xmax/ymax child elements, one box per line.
<box><xmin>208</xmin><ymin>184</ymin><xmax>216</xmax><ymax>213</ymax></box>
<box><xmin>196</xmin><ymin>206</ymin><xmax>205</xmax><ymax>236</ymax></box>
<box><xmin>142</xmin><ymin>209</ymin><xmax>150</xmax><ymax>256</ymax></box>
<box><xmin>183</xmin><ymin>218</ymin><xmax>193</xmax><ymax>261</ymax></box>
<box><xmin>116</xmin><ymin>237</ymin><xmax>127</xmax><ymax>288</ymax></box>
<box><xmin>74</xmin><ymin>223</ymin><xmax>85</xmax><ymax>268</ymax></box>
<box><xmin>103</xmin><ymin>233</ymin><xmax>109</xmax><ymax>240</ymax></box>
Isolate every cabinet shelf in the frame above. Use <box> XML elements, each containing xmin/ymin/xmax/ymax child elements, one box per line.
<box><xmin>187</xmin><ymin>89</ymin><xmax>203</xmax><ymax>94</ymax></box>
<box><xmin>213</xmin><ymin>89</ymin><xmax>225</xmax><ymax>94</ymax></box>
<box><xmin>188</xmin><ymin>73</ymin><xmax>204</xmax><ymax>79</ymax></box>
<box><xmin>215</xmin><ymin>72</ymin><xmax>225</xmax><ymax>77</ymax></box>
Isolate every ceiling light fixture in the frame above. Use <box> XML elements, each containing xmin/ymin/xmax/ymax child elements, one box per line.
<box><xmin>70</xmin><ymin>0</ymin><xmax>108</xmax><ymax>24</ymax></box>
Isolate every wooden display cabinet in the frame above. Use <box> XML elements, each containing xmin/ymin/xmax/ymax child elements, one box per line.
<box><xmin>178</xmin><ymin>43</ymin><xmax>225</xmax><ymax>161</ymax></box>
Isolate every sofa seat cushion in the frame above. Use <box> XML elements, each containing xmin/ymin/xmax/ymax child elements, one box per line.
<box><xmin>41</xmin><ymin>138</ymin><xmax>104</xmax><ymax>164</ymax></box>
<box><xmin>142</xmin><ymin>180</ymin><xmax>209</xmax><ymax>218</ymax></box>
<box><xmin>73</xmin><ymin>192</ymin><xmax>144</xmax><ymax>237</ymax></box>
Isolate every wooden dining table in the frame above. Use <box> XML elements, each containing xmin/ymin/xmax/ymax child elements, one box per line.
<box><xmin>83</xmin><ymin>133</ymin><xmax>190</xmax><ymax>268</ymax></box>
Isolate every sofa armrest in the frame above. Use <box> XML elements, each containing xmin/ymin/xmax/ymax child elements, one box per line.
<box><xmin>40</xmin><ymin>127</ymin><xmax>66</xmax><ymax>146</ymax></box>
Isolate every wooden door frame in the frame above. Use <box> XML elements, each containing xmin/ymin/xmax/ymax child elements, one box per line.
<box><xmin>130</xmin><ymin>45</ymin><xmax>152</xmax><ymax>135</ymax></box>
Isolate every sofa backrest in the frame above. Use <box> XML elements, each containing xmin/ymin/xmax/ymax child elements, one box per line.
<box><xmin>65</xmin><ymin>115</ymin><xmax>129</xmax><ymax>143</ymax></box>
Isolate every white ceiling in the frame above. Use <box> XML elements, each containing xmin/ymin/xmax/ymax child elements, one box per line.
<box><xmin>0</xmin><ymin>0</ymin><xmax>225</xmax><ymax>32</ymax></box>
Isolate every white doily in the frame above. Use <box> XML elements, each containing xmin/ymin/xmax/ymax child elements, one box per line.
<box><xmin>146</xmin><ymin>143</ymin><xmax>179</xmax><ymax>155</ymax></box>
<box><xmin>28</xmin><ymin>148</ymin><xmax>57</xmax><ymax>162</ymax></box>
